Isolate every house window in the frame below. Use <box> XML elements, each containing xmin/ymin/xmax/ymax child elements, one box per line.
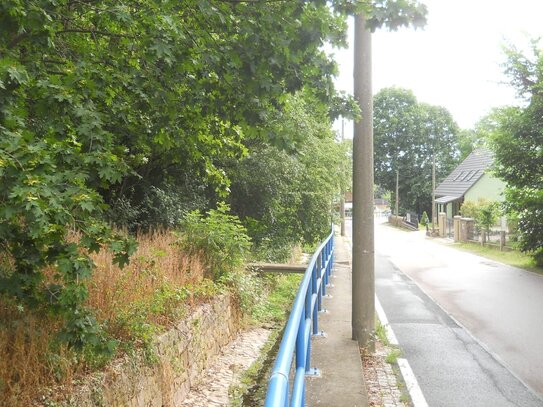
<box><xmin>466</xmin><ymin>170</ymin><xmax>479</xmax><ymax>181</ymax></box>
<box><xmin>453</xmin><ymin>171</ymin><xmax>465</xmax><ymax>181</ymax></box>
<box><xmin>460</xmin><ymin>170</ymin><xmax>475</xmax><ymax>181</ymax></box>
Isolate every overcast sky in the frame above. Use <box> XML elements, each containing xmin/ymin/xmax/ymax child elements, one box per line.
<box><xmin>330</xmin><ymin>0</ymin><xmax>543</xmax><ymax>138</ymax></box>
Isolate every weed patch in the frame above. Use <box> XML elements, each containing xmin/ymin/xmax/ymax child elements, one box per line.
<box><xmin>0</xmin><ymin>230</ymin><xmax>210</xmax><ymax>406</ymax></box>
<box><xmin>374</xmin><ymin>319</ymin><xmax>391</xmax><ymax>347</ymax></box>
<box><xmin>250</xmin><ymin>274</ymin><xmax>303</xmax><ymax>325</ymax></box>
<box><xmin>385</xmin><ymin>348</ymin><xmax>401</xmax><ymax>364</ymax></box>
<box><xmin>230</xmin><ymin>273</ymin><xmax>302</xmax><ymax>405</ymax></box>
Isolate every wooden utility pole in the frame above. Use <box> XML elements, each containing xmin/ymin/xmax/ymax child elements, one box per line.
<box><xmin>340</xmin><ymin>118</ymin><xmax>346</xmax><ymax>236</ymax></box>
<box><xmin>432</xmin><ymin>154</ymin><xmax>436</xmax><ymax>235</ymax></box>
<box><xmin>352</xmin><ymin>13</ymin><xmax>375</xmax><ymax>348</ymax></box>
<box><xmin>395</xmin><ymin>170</ymin><xmax>399</xmax><ymax>216</ymax></box>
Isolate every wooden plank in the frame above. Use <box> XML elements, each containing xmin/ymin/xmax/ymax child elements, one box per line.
<box><xmin>247</xmin><ymin>263</ymin><xmax>308</xmax><ymax>274</ymax></box>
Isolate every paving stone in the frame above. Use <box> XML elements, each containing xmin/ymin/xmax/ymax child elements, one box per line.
<box><xmin>178</xmin><ymin>327</ymin><xmax>271</xmax><ymax>406</ymax></box>
<box><xmin>361</xmin><ymin>342</ymin><xmax>407</xmax><ymax>407</ymax></box>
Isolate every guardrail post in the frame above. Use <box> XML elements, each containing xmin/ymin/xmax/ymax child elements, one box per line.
<box><xmin>328</xmin><ymin>237</ymin><xmax>334</xmax><ymax>282</ymax></box>
<box><xmin>316</xmin><ymin>254</ymin><xmax>322</xmax><ymax>296</ymax></box>
<box><xmin>330</xmin><ymin>236</ymin><xmax>334</xmax><ymax>277</ymax></box>
<box><xmin>306</xmin><ymin>268</ymin><xmax>320</xmax><ymax>377</ymax></box>
<box><xmin>305</xmin><ymin>325</ymin><xmax>312</xmax><ymax>373</ymax></box>
<box><xmin>325</xmin><ymin>245</ymin><xmax>330</xmax><ymax>292</ymax></box>
<box><xmin>297</xmin><ymin>312</ymin><xmax>306</xmax><ymax>371</ymax></box>
<box><xmin>326</xmin><ymin>242</ymin><xmax>331</xmax><ymax>288</ymax></box>
<box><xmin>310</xmin><ymin>261</ymin><xmax>320</xmax><ymax>335</ymax></box>
<box><xmin>318</xmin><ymin>251</ymin><xmax>325</xmax><ymax>311</ymax></box>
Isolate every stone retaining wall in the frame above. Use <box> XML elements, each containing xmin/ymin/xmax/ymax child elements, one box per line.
<box><xmin>53</xmin><ymin>294</ymin><xmax>241</xmax><ymax>407</ymax></box>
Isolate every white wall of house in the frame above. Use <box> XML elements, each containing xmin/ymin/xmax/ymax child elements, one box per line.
<box><xmin>464</xmin><ymin>173</ymin><xmax>506</xmax><ymax>202</ymax></box>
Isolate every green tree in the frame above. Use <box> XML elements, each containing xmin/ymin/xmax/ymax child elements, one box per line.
<box><xmin>228</xmin><ymin>93</ymin><xmax>348</xmax><ymax>260</ymax></box>
<box><xmin>0</xmin><ymin>0</ymin><xmax>353</xmax><ymax>347</ymax></box>
<box><xmin>457</xmin><ymin>107</ymin><xmax>514</xmax><ymax>160</ymax></box>
<box><xmin>373</xmin><ymin>87</ymin><xmax>460</xmax><ymax>215</ymax></box>
<box><xmin>489</xmin><ymin>43</ymin><xmax>543</xmax><ymax>265</ymax></box>
<box><xmin>0</xmin><ymin>0</ymin><xmax>427</xmax><ymax>351</ymax></box>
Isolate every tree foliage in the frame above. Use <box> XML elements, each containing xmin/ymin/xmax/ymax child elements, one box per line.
<box><xmin>457</xmin><ymin>107</ymin><xmax>515</xmax><ymax>160</ymax></box>
<box><xmin>0</xmin><ymin>0</ymin><xmax>428</xmax><ymax>351</ymax></box>
<box><xmin>229</xmin><ymin>93</ymin><xmax>349</xmax><ymax>260</ymax></box>
<box><xmin>334</xmin><ymin>0</ymin><xmax>427</xmax><ymax>31</ymax></box>
<box><xmin>0</xmin><ymin>0</ymin><xmax>351</xmax><ymax>349</ymax></box>
<box><xmin>373</xmin><ymin>87</ymin><xmax>460</xmax><ymax>215</ymax></box>
<box><xmin>460</xmin><ymin>199</ymin><xmax>500</xmax><ymax>233</ymax></box>
<box><xmin>489</xmin><ymin>43</ymin><xmax>543</xmax><ymax>265</ymax></box>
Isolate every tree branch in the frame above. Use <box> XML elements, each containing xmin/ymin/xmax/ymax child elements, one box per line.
<box><xmin>8</xmin><ymin>32</ymin><xmax>30</xmax><ymax>49</ymax></box>
<box><xmin>215</xmin><ymin>0</ymin><xmax>288</xmax><ymax>3</ymax></box>
<box><xmin>57</xmin><ymin>29</ymin><xmax>135</xmax><ymax>39</ymax></box>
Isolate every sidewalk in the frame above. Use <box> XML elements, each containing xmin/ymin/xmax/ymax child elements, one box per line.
<box><xmin>306</xmin><ymin>234</ymin><xmax>369</xmax><ymax>407</ymax></box>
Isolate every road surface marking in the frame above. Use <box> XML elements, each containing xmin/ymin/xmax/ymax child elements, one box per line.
<box><xmin>375</xmin><ymin>295</ymin><xmax>428</xmax><ymax>407</ymax></box>
<box><xmin>398</xmin><ymin>358</ymin><xmax>429</xmax><ymax>407</ymax></box>
<box><xmin>375</xmin><ymin>295</ymin><xmax>399</xmax><ymax>346</ymax></box>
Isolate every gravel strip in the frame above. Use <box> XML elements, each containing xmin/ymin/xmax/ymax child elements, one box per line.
<box><xmin>179</xmin><ymin>327</ymin><xmax>271</xmax><ymax>406</ymax></box>
<box><xmin>362</xmin><ymin>341</ymin><xmax>408</xmax><ymax>407</ymax></box>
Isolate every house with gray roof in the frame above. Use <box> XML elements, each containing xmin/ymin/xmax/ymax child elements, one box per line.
<box><xmin>434</xmin><ymin>148</ymin><xmax>506</xmax><ymax>221</ymax></box>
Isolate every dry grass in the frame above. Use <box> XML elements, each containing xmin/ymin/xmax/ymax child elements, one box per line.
<box><xmin>0</xmin><ymin>230</ymin><xmax>209</xmax><ymax>406</ymax></box>
<box><xmin>0</xmin><ymin>306</ymin><xmax>62</xmax><ymax>406</ymax></box>
<box><xmin>88</xmin><ymin>230</ymin><xmax>207</xmax><ymax>334</ymax></box>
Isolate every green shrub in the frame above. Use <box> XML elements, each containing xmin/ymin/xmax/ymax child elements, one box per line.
<box><xmin>420</xmin><ymin>211</ymin><xmax>429</xmax><ymax>226</ymax></box>
<box><xmin>460</xmin><ymin>199</ymin><xmax>480</xmax><ymax>219</ymax></box>
<box><xmin>477</xmin><ymin>202</ymin><xmax>500</xmax><ymax>233</ymax></box>
<box><xmin>177</xmin><ymin>203</ymin><xmax>251</xmax><ymax>280</ymax></box>
<box><xmin>461</xmin><ymin>199</ymin><xmax>501</xmax><ymax>232</ymax></box>
<box><xmin>533</xmin><ymin>249</ymin><xmax>543</xmax><ymax>268</ymax></box>
<box><xmin>221</xmin><ymin>268</ymin><xmax>265</xmax><ymax>316</ymax></box>
<box><xmin>107</xmin><ymin>183</ymin><xmax>208</xmax><ymax>232</ymax></box>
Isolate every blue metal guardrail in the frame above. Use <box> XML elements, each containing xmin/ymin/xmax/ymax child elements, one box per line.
<box><xmin>264</xmin><ymin>228</ymin><xmax>334</xmax><ymax>407</ymax></box>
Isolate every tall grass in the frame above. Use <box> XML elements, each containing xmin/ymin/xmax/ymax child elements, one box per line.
<box><xmin>0</xmin><ymin>230</ymin><xmax>209</xmax><ymax>406</ymax></box>
<box><xmin>87</xmin><ymin>230</ymin><xmax>208</xmax><ymax>339</ymax></box>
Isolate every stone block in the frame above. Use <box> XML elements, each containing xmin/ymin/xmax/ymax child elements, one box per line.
<box><xmin>49</xmin><ymin>294</ymin><xmax>241</xmax><ymax>407</ymax></box>
<box><xmin>460</xmin><ymin>218</ymin><xmax>474</xmax><ymax>242</ymax></box>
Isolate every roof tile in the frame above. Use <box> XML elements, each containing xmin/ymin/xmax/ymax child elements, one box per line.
<box><xmin>435</xmin><ymin>148</ymin><xmax>494</xmax><ymax>197</ymax></box>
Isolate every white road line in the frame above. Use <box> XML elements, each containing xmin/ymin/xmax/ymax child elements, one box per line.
<box><xmin>375</xmin><ymin>295</ymin><xmax>399</xmax><ymax>346</ymax></box>
<box><xmin>397</xmin><ymin>358</ymin><xmax>429</xmax><ymax>407</ymax></box>
<box><xmin>375</xmin><ymin>295</ymin><xmax>428</xmax><ymax>407</ymax></box>
<box><xmin>345</xmin><ymin>230</ymin><xmax>428</xmax><ymax>407</ymax></box>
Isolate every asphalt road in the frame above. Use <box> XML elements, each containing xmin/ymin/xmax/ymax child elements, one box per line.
<box><xmin>347</xmin><ymin>218</ymin><xmax>543</xmax><ymax>406</ymax></box>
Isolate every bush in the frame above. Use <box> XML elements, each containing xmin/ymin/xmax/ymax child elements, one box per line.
<box><xmin>177</xmin><ymin>203</ymin><xmax>251</xmax><ymax>280</ymax></box>
<box><xmin>176</xmin><ymin>204</ymin><xmax>271</xmax><ymax>320</ymax></box>
<box><xmin>420</xmin><ymin>211</ymin><xmax>429</xmax><ymax>226</ymax></box>
<box><xmin>459</xmin><ymin>199</ymin><xmax>480</xmax><ymax>219</ymax></box>
<box><xmin>106</xmin><ymin>183</ymin><xmax>208</xmax><ymax>232</ymax></box>
<box><xmin>533</xmin><ymin>249</ymin><xmax>543</xmax><ymax>268</ymax></box>
<box><xmin>460</xmin><ymin>199</ymin><xmax>501</xmax><ymax>232</ymax></box>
